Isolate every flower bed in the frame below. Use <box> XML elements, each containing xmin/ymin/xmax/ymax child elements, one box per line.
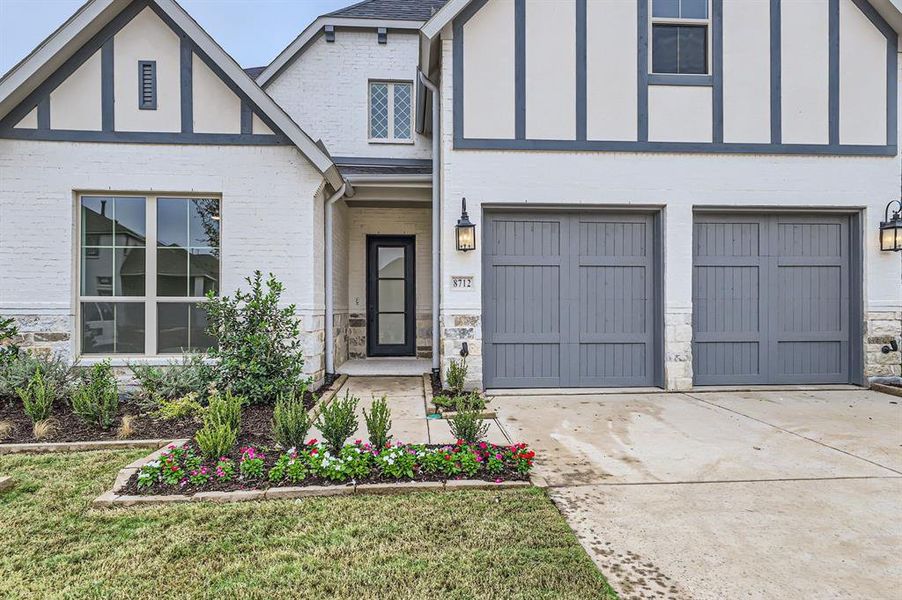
<box><xmin>125</xmin><ymin>439</ymin><xmax>536</xmax><ymax>495</ymax></box>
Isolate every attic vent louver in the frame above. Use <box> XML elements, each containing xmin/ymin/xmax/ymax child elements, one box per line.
<box><xmin>138</xmin><ymin>60</ymin><xmax>157</xmax><ymax>110</ymax></box>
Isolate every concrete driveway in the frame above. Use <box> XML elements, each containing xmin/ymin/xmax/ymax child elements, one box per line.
<box><xmin>494</xmin><ymin>389</ymin><xmax>902</xmax><ymax>600</ymax></box>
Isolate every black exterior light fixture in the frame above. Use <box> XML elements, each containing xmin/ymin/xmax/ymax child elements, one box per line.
<box><xmin>456</xmin><ymin>197</ymin><xmax>476</xmax><ymax>252</ymax></box>
<box><xmin>880</xmin><ymin>200</ymin><xmax>902</xmax><ymax>252</ymax></box>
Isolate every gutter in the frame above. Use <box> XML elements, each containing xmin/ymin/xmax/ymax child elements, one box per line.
<box><xmin>418</xmin><ymin>69</ymin><xmax>441</xmax><ymax>376</ymax></box>
<box><xmin>324</xmin><ymin>181</ymin><xmax>352</xmax><ymax>375</ymax></box>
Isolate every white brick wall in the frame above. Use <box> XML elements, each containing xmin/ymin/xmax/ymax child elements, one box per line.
<box><xmin>0</xmin><ymin>139</ymin><xmax>326</xmax><ymax>371</ymax></box>
<box><xmin>265</xmin><ymin>29</ymin><xmax>431</xmax><ymax>160</ymax></box>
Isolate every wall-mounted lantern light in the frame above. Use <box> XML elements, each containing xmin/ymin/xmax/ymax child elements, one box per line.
<box><xmin>880</xmin><ymin>200</ymin><xmax>902</xmax><ymax>252</ymax></box>
<box><xmin>456</xmin><ymin>198</ymin><xmax>476</xmax><ymax>252</ymax></box>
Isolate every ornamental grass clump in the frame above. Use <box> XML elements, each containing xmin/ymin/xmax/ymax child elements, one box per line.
<box><xmin>194</xmin><ymin>389</ymin><xmax>242</xmax><ymax>459</ymax></box>
<box><xmin>448</xmin><ymin>401</ymin><xmax>489</xmax><ymax>445</ymax></box>
<box><xmin>129</xmin><ymin>354</ymin><xmax>210</xmax><ymax>410</ymax></box>
<box><xmin>315</xmin><ymin>391</ymin><xmax>359</xmax><ymax>455</ymax></box>
<box><xmin>70</xmin><ymin>360</ymin><xmax>119</xmax><ymax>429</ymax></box>
<box><xmin>16</xmin><ymin>366</ymin><xmax>57</xmax><ymax>423</ymax></box>
<box><xmin>272</xmin><ymin>388</ymin><xmax>311</xmax><ymax>449</ymax></box>
<box><xmin>362</xmin><ymin>395</ymin><xmax>392</xmax><ymax>451</ymax></box>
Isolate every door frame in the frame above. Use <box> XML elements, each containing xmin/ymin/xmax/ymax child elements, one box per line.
<box><xmin>366</xmin><ymin>235</ymin><xmax>416</xmax><ymax>357</ymax></box>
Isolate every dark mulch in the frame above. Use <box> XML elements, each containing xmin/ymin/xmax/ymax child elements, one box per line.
<box><xmin>0</xmin><ymin>399</ymin><xmax>200</xmax><ymax>443</ymax></box>
<box><xmin>0</xmin><ymin>379</ymin><xmax>333</xmax><ymax>445</ymax></box>
<box><xmin>121</xmin><ymin>441</ymin><xmax>529</xmax><ymax>496</ymax></box>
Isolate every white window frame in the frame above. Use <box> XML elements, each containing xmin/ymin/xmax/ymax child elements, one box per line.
<box><xmin>648</xmin><ymin>0</ymin><xmax>712</xmax><ymax>76</ymax></box>
<box><xmin>75</xmin><ymin>192</ymin><xmax>222</xmax><ymax>361</ymax></box>
<box><xmin>368</xmin><ymin>80</ymin><xmax>414</xmax><ymax>144</ymax></box>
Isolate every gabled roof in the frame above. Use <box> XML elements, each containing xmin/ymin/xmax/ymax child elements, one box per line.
<box><xmin>257</xmin><ymin>2</ymin><xmax>430</xmax><ymax>87</ymax></box>
<box><xmin>422</xmin><ymin>0</ymin><xmax>902</xmax><ymax>39</ymax></box>
<box><xmin>0</xmin><ymin>0</ymin><xmax>343</xmax><ymax>188</ymax></box>
<box><xmin>326</xmin><ymin>0</ymin><xmax>447</xmax><ymax>21</ymax></box>
<box><xmin>243</xmin><ymin>66</ymin><xmax>266</xmax><ymax>80</ymax></box>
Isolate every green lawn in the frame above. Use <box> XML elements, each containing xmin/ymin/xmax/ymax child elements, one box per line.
<box><xmin>0</xmin><ymin>450</ymin><xmax>616</xmax><ymax>599</ymax></box>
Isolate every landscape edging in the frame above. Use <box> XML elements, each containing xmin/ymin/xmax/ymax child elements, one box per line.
<box><xmin>871</xmin><ymin>383</ymin><xmax>902</xmax><ymax>398</ymax></box>
<box><xmin>0</xmin><ymin>476</ymin><xmax>13</xmax><ymax>493</ymax></box>
<box><xmin>93</xmin><ymin>441</ymin><xmax>532</xmax><ymax>507</ymax></box>
<box><xmin>0</xmin><ymin>438</ymin><xmax>175</xmax><ymax>455</ymax></box>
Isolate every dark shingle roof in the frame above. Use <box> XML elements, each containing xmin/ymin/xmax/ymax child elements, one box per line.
<box><xmin>326</xmin><ymin>0</ymin><xmax>448</xmax><ymax>21</ymax></box>
<box><xmin>243</xmin><ymin>66</ymin><xmax>266</xmax><ymax>79</ymax></box>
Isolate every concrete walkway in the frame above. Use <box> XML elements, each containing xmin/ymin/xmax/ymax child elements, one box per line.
<box><xmin>311</xmin><ymin>376</ymin><xmax>510</xmax><ymax>446</ymax></box>
<box><xmin>494</xmin><ymin>389</ymin><xmax>902</xmax><ymax>600</ymax></box>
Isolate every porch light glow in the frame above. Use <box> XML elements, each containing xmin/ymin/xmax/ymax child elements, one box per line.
<box><xmin>880</xmin><ymin>200</ymin><xmax>902</xmax><ymax>252</ymax></box>
<box><xmin>456</xmin><ymin>198</ymin><xmax>476</xmax><ymax>252</ymax></box>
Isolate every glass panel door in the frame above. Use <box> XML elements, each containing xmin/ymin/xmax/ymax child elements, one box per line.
<box><xmin>367</xmin><ymin>236</ymin><xmax>415</xmax><ymax>356</ymax></box>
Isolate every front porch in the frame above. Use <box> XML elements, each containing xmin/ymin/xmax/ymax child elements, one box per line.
<box><xmin>324</xmin><ymin>157</ymin><xmax>438</xmax><ymax>378</ymax></box>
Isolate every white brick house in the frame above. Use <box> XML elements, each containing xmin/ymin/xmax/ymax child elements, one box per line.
<box><xmin>0</xmin><ymin>0</ymin><xmax>900</xmax><ymax>391</ymax></box>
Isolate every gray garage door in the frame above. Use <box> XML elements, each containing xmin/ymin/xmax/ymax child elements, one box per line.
<box><xmin>483</xmin><ymin>211</ymin><xmax>660</xmax><ymax>389</ymax></box>
<box><xmin>692</xmin><ymin>213</ymin><xmax>856</xmax><ymax>385</ymax></box>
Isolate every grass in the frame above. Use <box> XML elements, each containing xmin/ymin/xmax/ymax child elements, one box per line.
<box><xmin>0</xmin><ymin>450</ymin><xmax>616</xmax><ymax>599</ymax></box>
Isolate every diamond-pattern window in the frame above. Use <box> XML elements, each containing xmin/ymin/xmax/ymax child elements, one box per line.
<box><xmin>393</xmin><ymin>83</ymin><xmax>412</xmax><ymax>140</ymax></box>
<box><xmin>369</xmin><ymin>81</ymin><xmax>412</xmax><ymax>142</ymax></box>
<box><xmin>369</xmin><ymin>83</ymin><xmax>389</xmax><ymax>139</ymax></box>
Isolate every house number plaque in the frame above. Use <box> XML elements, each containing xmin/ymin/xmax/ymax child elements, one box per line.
<box><xmin>450</xmin><ymin>276</ymin><xmax>473</xmax><ymax>290</ymax></box>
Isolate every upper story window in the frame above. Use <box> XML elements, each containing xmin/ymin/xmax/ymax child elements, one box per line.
<box><xmin>651</xmin><ymin>0</ymin><xmax>709</xmax><ymax>75</ymax></box>
<box><xmin>79</xmin><ymin>195</ymin><xmax>220</xmax><ymax>356</ymax></box>
<box><xmin>369</xmin><ymin>81</ymin><xmax>413</xmax><ymax>143</ymax></box>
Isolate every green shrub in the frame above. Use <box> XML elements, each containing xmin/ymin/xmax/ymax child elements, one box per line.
<box><xmin>202</xmin><ymin>271</ymin><xmax>310</xmax><ymax>404</ymax></box>
<box><xmin>362</xmin><ymin>395</ymin><xmax>392</xmax><ymax>451</ymax></box>
<box><xmin>155</xmin><ymin>392</ymin><xmax>204</xmax><ymax>421</ymax></box>
<box><xmin>434</xmin><ymin>391</ymin><xmax>485</xmax><ymax>412</ymax></box>
<box><xmin>195</xmin><ymin>424</ymin><xmax>237</xmax><ymax>460</ymax></box>
<box><xmin>316</xmin><ymin>391</ymin><xmax>359</xmax><ymax>455</ymax></box>
<box><xmin>448</xmin><ymin>402</ymin><xmax>489</xmax><ymax>445</ymax></box>
<box><xmin>16</xmin><ymin>367</ymin><xmax>56</xmax><ymax>423</ymax></box>
<box><xmin>205</xmin><ymin>389</ymin><xmax>242</xmax><ymax>431</ymax></box>
<box><xmin>446</xmin><ymin>358</ymin><xmax>468</xmax><ymax>395</ymax></box>
<box><xmin>0</xmin><ymin>351</ymin><xmax>72</xmax><ymax>402</ymax></box>
<box><xmin>71</xmin><ymin>361</ymin><xmax>119</xmax><ymax>429</ymax></box>
<box><xmin>0</xmin><ymin>315</ymin><xmax>19</xmax><ymax>366</ymax></box>
<box><xmin>272</xmin><ymin>388</ymin><xmax>311</xmax><ymax>449</ymax></box>
<box><xmin>194</xmin><ymin>389</ymin><xmax>242</xmax><ymax>459</ymax></box>
<box><xmin>129</xmin><ymin>355</ymin><xmax>210</xmax><ymax>409</ymax></box>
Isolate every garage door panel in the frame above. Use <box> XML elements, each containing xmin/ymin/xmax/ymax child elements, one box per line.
<box><xmin>484</xmin><ymin>211</ymin><xmax>657</xmax><ymax>389</ymax></box>
<box><xmin>579</xmin><ymin>343</ymin><xmax>647</xmax><ymax>382</ymax></box>
<box><xmin>776</xmin><ymin>265</ymin><xmax>842</xmax><ymax>333</ymax></box>
<box><xmin>489</xmin><ymin>343</ymin><xmax>560</xmax><ymax>385</ymax></box>
<box><xmin>693</xmin><ymin>265</ymin><xmax>761</xmax><ymax>335</ymax></box>
<box><xmin>492</xmin><ymin>265</ymin><xmax>561</xmax><ymax>336</ymax></box>
<box><xmin>694</xmin><ymin>220</ymin><xmax>761</xmax><ymax>257</ymax></box>
<box><xmin>695</xmin><ymin>342</ymin><xmax>761</xmax><ymax>379</ymax></box>
<box><xmin>579</xmin><ymin>266</ymin><xmax>647</xmax><ymax>336</ymax></box>
<box><xmin>693</xmin><ymin>213</ymin><xmax>851</xmax><ymax>385</ymax></box>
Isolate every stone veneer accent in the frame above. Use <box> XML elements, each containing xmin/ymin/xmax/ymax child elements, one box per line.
<box><xmin>4</xmin><ymin>314</ymin><xmax>72</xmax><ymax>360</ymax></box>
<box><xmin>664</xmin><ymin>310</ymin><xmax>693</xmax><ymax>391</ymax></box>
<box><xmin>440</xmin><ymin>313</ymin><xmax>482</xmax><ymax>390</ymax></box>
<box><xmin>299</xmin><ymin>312</ymin><xmax>325</xmax><ymax>385</ymax></box>
<box><xmin>865</xmin><ymin>311</ymin><xmax>902</xmax><ymax>379</ymax></box>
<box><xmin>347</xmin><ymin>311</ymin><xmax>432</xmax><ymax>360</ymax></box>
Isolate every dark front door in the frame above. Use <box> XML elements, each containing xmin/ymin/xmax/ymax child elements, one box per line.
<box><xmin>366</xmin><ymin>235</ymin><xmax>415</xmax><ymax>357</ymax></box>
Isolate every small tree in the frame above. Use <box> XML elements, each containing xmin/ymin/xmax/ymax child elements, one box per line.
<box><xmin>203</xmin><ymin>271</ymin><xmax>309</xmax><ymax>404</ymax></box>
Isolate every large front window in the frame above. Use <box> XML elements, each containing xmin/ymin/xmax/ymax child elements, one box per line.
<box><xmin>78</xmin><ymin>195</ymin><xmax>220</xmax><ymax>355</ymax></box>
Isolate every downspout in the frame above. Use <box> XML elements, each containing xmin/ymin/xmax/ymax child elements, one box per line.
<box><xmin>419</xmin><ymin>69</ymin><xmax>441</xmax><ymax>377</ymax></box>
<box><xmin>324</xmin><ymin>182</ymin><xmax>348</xmax><ymax>375</ymax></box>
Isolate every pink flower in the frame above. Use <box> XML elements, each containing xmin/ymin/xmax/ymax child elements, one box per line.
<box><xmin>495</xmin><ymin>453</ymin><xmax>503</xmax><ymax>460</ymax></box>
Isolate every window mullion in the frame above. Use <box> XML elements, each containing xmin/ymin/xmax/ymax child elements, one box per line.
<box><xmin>145</xmin><ymin>196</ymin><xmax>158</xmax><ymax>355</ymax></box>
<box><xmin>387</xmin><ymin>84</ymin><xmax>395</xmax><ymax>142</ymax></box>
